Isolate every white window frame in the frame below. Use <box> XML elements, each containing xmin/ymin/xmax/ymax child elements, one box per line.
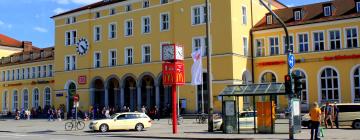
<box><xmin>16</xmin><ymin>69</ymin><xmax>19</xmax><ymax>80</ymax></box>
<box><xmin>254</xmin><ymin>38</ymin><xmax>265</xmax><ymax>57</ymax></box>
<box><xmin>37</xmin><ymin>66</ymin><xmax>41</xmax><ymax>78</ymax></box>
<box><xmin>94</xmin><ymin>51</ymin><xmax>101</xmax><ymax>68</ymax></box>
<box><xmin>12</xmin><ymin>90</ymin><xmax>18</xmax><ymax>111</ymax></box>
<box><xmin>269</xmin><ymin>36</ymin><xmax>279</xmax><ymax>55</ymax></box>
<box><xmin>43</xmin><ymin>65</ymin><xmax>47</xmax><ymax>77</ymax></box>
<box><xmin>142</xmin><ymin>44</ymin><xmax>151</xmax><ymax>63</ymax></box>
<box><xmin>94</xmin><ymin>25</ymin><xmax>102</xmax><ymax>42</ymax></box>
<box><xmin>108</xmin><ymin>49</ymin><xmax>117</xmax><ymax>67</ymax></box>
<box><xmin>65</xmin><ymin>31</ymin><xmax>71</xmax><ymax>46</ymax></box>
<box><xmin>328</xmin><ymin>29</ymin><xmax>342</xmax><ymax>50</ymax></box>
<box><xmin>319</xmin><ymin>67</ymin><xmax>340</xmax><ymax>103</ymax></box>
<box><xmin>160</xmin><ymin>41</ymin><xmax>170</xmax><ymax>61</ymax></box>
<box><xmin>143</xmin><ymin>0</ymin><xmax>150</xmax><ymax>8</ymax></box>
<box><xmin>266</xmin><ymin>15</ymin><xmax>272</xmax><ymax>24</ymax></box>
<box><xmin>282</xmin><ymin>35</ymin><xmax>294</xmax><ymax>54</ymax></box>
<box><xmin>191</xmin><ymin>4</ymin><xmax>210</xmax><ymax>26</ymax></box>
<box><xmin>64</xmin><ymin>55</ymin><xmax>76</xmax><ymax>71</ymax></box>
<box><xmin>125</xmin><ymin>4</ymin><xmax>132</xmax><ymax>12</ymax></box>
<box><xmin>242</xmin><ymin>5</ymin><xmax>247</xmax><ymax>25</ymax></box>
<box><xmin>22</xmin><ymin>89</ymin><xmax>29</xmax><ymax>109</ymax></box>
<box><xmin>71</xmin><ymin>16</ymin><xmax>76</xmax><ymax>23</ymax></box>
<box><xmin>324</xmin><ymin>6</ymin><xmax>332</xmax><ymax>17</ymax></box>
<box><xmin>65</xmin><ymin>56</ymin><xmax>71</xmax><ymax>71</ymax></box>
<box><xmin>125</xmin><ymin>47</ymin><xmax>134</xmax><ymax>65</ymax></box>
<box><xmin>31</xmin><ymin>67</ymin><xmax>36</xmax><ymax>78</ymax></box>
<box><xmin>243</xmin><ymin>37</ymin><xmax>248</xmax><ymax>56</ymax></box>
<box><xmin>108</xmin><ymin>22</ymin><xmax>117</xmax><ymax>39</ymax></box>
<box><xmin>297</xmin><ymin>33</ymin><xmax>309</xmax><ymax>53</ymax></box>
<box><xmin>312</xmin><ymin>31</ymin><xmax>325</xmax><ymax>51</ymax></box>
<box><xmin>109</xmin><ymin>8</ymin><xmax>116</xmax><ymax>15</ymax></box>
<box><xmin>95</xmin><ymin>12</ymin><xmax>101</xmax><ymax>18</ymax></box>
<box><xmin>21</xmin><ymin>68</ymin><xmax>25</xmax><ymax>79</ymax></box>
<box><xmin>1</xmin><ymin>71</ymin><xmax>5</xmax><ymax>81</ymax></box>
<box><xmin>192</xmin><ymin>36</ymin><xmax>207</xmax><ymax>56</ymax></box>
<box><xmin>32</xmin><ymin>88</ymin><xmax>40</xmax><ymax>108</ymax></box>
<box><xmin>160</xmin><ymin>12</ymin><xmax>170</xmax><ymax>32</ymax></box>
<box><xmin>353</xmin><ymin>66</ymin><xmax>360</xmax><ymax>102</ymax></box>
<box><xmin>48</xmin><ymin>65</ymin><xmax>53</xmax><ymax>77</ymax></box>
<box><xmin>344</xmin><ymin>27</ymin><xmax>359</xmax><ymax>48</ymax></box>
<box><xmin>43</xmin><ymin>87</ymin><xmax>51</xmax><ymax>108</ymax></box>
<box><xmin>294</xmin><ymin>10</ymin><xmax>301</xmax><ymax>21</ymax></box>
<box><xmin>142</xmin><ymin>16</ymin><xmax>151</xmax><ymax>34</ymax></box>
<box><xmin>124</xmin><ymin>19</ymin><xmax>133</xmax><ymax>37</ymax></box>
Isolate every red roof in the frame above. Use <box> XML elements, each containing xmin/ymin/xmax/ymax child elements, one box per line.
<box><xmin>253</xmin><ymin>0</ymin><xmax>360</xmax><ymax>31</ymax></box>
<box><xmin>0</xmin><ymin>34</ymin><xmax>22</xmax><ymax>48</ymax></box>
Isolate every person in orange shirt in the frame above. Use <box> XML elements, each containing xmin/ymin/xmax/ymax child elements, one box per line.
<box><xmin>309</xmin><ymin>102</ymin><xmax>322</xmax><ymax>140</ymax></box>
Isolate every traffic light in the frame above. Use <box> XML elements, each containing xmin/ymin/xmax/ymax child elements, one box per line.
<box><xmin>293</xmin><ymin>75</ymin><xmax>303</xmax><ymax>98</ymax></box>
<box><xmin>284</xmin><ymin>75</ymin><xmax>292</xmax><ymax>94</ymax></box>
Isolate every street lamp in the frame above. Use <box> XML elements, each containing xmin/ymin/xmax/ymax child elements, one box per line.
<box><xmin>258</xmin><ymin>0</ymin><xmax>294</xmax><ymax>139</ymax></box>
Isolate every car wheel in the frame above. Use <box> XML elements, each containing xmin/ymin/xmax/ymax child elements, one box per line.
<box><xmin>352</xmin><ymin>120</ymin><xmax>360</xmax><ymax>129</ymax></box>
<box><xmin>220</xmin><ymin>123</ymin><xmax>224</xmax><ymax>131</ymax></box>
<box><xmin>100</xmin><ymin>124</ymin><xmax>109</xmax><ymax>132</ymax></box>
<box><xmin>135</xmin><ymin>123</ymin><xmax>144</xmax><ymax>131</ymax></box>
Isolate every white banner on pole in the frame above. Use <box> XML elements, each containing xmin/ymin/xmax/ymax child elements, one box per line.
<box><xmin>191</xmin><ymin>48</ymin><xmax>203</xmax><ymax>85</ymax></box>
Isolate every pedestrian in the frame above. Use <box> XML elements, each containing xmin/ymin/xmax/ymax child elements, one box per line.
<box><xmin>105</xmin><ymin>108</ymin><xmax>110</xmax><ymax>119</ymax></box>
<box><xmin>309</xmin><ymin>102</ymin><xmax>322</xmax><ymax>140</ymax></box>
<box><xmin>324</xmin><ymin>102</ymin><xmax>334</xmax><ymax>128</ymax></box>
<box><xmin>333</xmin><ymin>102</ymin><xmax>339</xmax><ymax>129</ymax></box>
<box><xmin>122</xmin><ymin>106</ymin><xmax>127</xmax><ymax>112</ymax></box>
<box><xmin>25</xmin><ymin>109</ymin><xmax>31</xmax><ymax>120</ymax></box>
<box><xmin>141</xmin><ymin>106</ymin><xmax>146</xmax><ymax>113</ymax></box>
<box><xmin>57</xmin><ymin>108</ymin><xmax>62</xmax><ymax>121</ymax></box>
<box><xmin>127</xmin><ymin>107</ymin><xmax>131</xmax><ymax>112</ymax></box>
<box><xmin>154</xmin><ymin>106</ymin><xmax>160</xmax><ymax>121</ymax></box>
<box><xmin>15</xmin><ymin>108</ymin><xmax>20</xmax><ymax>120</ymax></box>
<box><xmin>48</xmin><ymin>108</ymin><xmax>53</xmax><ymax>121</ymax></box>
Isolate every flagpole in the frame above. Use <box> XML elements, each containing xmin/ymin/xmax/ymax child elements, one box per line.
<box><xmin>201</xmin><ymin>72</ymin><xmax>204</xmax><ymax>114</ymax></box>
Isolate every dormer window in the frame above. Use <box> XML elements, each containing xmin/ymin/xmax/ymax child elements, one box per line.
<box><xmin>356</xmin><ymin>1</ymin><xmax>360</xmax><ymax>13</ymax></box>
<box><xmin>294</xmin><ymin>10</ymin><xmax>301</xmax><ymax>21</ymax></box>
<box><xmin>126</xmin><ymin>4</ymin><xmax>132</xmax><ymax>12</ymax></box>
<box><xmin>95</xmin><ymin>12</ymin><xmax>101</xmax><ymax>18</ymax></box>
<box><xmin>266</xmin><ymin>14</ymin><xmax>272</xmax><ymax>24</ymax></box>
<box><xmin>110</xmin><ymin>8</ymin><xmax>116</xmax><ymax>15</ymax></box>
<box><xmin>324</xmin><ymin>5</ymin><xmax>332</xmax><ymax>16</ymax></box>
<box><xmin>72</xmin><ymin>17</ymin><xmax>76</xmax><ymax>23</ymax></box>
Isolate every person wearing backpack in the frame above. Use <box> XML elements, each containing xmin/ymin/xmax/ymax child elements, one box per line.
<box><xmin>309</xmin><ymin>102</ymin><xmax>322</xmax><ymax>140</ymax></box>
<box><xmin>324</xmin><ymin>102</ymin><xmax>334</xmax><ymax>128</ymax></box>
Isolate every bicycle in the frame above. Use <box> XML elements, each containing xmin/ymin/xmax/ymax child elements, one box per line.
<box><xmin>195</xmin><ymin>113</ymin><xmax>207</xmax><ymax>124</ymax></box>
<box><xmin>168</xmin><ymin>116</ymin><xmax>184</xmax><ymax>125</ymax></box>
<box><xmin>65</xmin><ymin>119</ymin><xmax>85</xmax><ymax>131</ymax></box>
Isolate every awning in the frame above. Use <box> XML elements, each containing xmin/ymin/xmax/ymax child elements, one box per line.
<box><xmin>219</xmin><ymin>83</ymin><xmax>286</xmax><ymax>97</ymax></box>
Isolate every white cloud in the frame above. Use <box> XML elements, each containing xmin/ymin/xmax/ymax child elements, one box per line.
<box><xmin>54</xmin><ymin>0</ymin><xmax>99</xmax><ymax>5</ymax></box>
<box><xmin>53</xmin><ymin>8</ymin><xmax>68</xmax><ymax>14</ymax></box>
<box><xmin>34</xmin><ymin>27</ymin><xmax>48</xmax><ymax>33</ymax></box>
<box><xmin>56</xmin><ymin>0</ymin><xmax>70</xmax><ymax>5</ymax></box>
<box><xmin>0</xmin><ymin>20</ymin><xmax>12</xmax><ymax>29</ymax></box>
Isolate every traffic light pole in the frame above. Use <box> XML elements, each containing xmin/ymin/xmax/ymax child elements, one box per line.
<box><xmin>259</xmin><ymin>0</ymin><xmax>293</xmax><ymax>139</ymax></box>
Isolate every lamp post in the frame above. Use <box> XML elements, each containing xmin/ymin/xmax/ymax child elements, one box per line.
<box><xmin>258</xmin><ymin>0</ymin><xmax>293</xmax><ymax>139</ymax></box>
<box><xmin>205</xmin><ymin>0</ymin><xmax>214</xmax><ymax>132</ymax></box>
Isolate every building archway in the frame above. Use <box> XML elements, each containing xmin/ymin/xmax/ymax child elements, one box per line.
<box><xmin>157</xmin><ymin>73</ymin><xmax>172</xmax><ymax>116</ymax></box>
<box><xmin>91</xmin><ymin>78</ymin><xmax>105</xmax><ymax>108</ymax></box>
<box><xmin>140</xmin><ymin>75</ymin><xmax>156</xmax><ymax>109</ymax></box>
<box><xmin>106</xmin><ymin>76</ymin><xmax>120</xmax><ymax>108</ymax></box>
<box><xmin>122</xmin><ymin>75</ymin><xmax>137</xmax><ymax>111</ymax></box>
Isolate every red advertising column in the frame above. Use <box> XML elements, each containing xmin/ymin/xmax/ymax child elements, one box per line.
<box><xmin>171</xmin><ymin>85</ymin><xmax>177</xmax><ymax>133</ymax></box>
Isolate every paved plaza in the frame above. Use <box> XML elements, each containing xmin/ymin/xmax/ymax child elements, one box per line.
<box><xmin>0</xmin><ymin>118</ymin><xmax>359</xmax><ymax>140</ymax></box>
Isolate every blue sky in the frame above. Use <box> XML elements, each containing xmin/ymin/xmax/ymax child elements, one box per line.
<box><xmin>0</xmin><ymin>0</ymin><xmax>328</xmax><ymax>48</ymax></box>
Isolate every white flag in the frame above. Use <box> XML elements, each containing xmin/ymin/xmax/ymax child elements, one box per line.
<box><xmin>191</xmin><ymin>48</ymin><xmax>203</xmax><ymax>85</ymax></box>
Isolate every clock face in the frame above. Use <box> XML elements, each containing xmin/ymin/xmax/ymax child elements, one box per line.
<box><xmin>76</xmin><ymin>38</ymin><xmax>89</xmax><ymax>55</ymax></box>
<box><xmin>163</xmin><ymin>45</ymin><xmax>174</xmax><ymax>61</ymax></box>
<box><xmin>175</xmin><ymin>45</ymin><xmax>184</xmax><ymax>60</ymax></box>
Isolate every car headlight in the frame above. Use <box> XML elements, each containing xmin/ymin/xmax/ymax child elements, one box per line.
<box><xmin>90</xmin><ymin>122</ymin><xmax>98</xmax><ymax>126</ymax></box>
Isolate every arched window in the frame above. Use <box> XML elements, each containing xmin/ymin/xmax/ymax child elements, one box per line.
<box><xmin>13</xmin><ymin>90</ymin><xmax>18</xmax><ymax>111</ymax></box>
<box><xmin>320</xmin><ymin>68</ymin><xmax>340</xmax><ymax>103</ymax></box>
<box><xmin>33</xmin><ymin>88</ymin><xmax>40</xmax><ymax>108</ymax></box>
<box><xmin>293</xmin><ymin>70</ymin><xmax>307</xmax><ymax>105</ymax></box>
<box><xmin>354</xmin><ymin>66</ymin><xmax>360</xmax><ymax>102</ymax></box>
<box><xmin>261</xmin><ymin>72</ymin><xmax>276</xmax><ymax>83</ymax></box>
<box><xmin>23</xmin><ymin>89</ymin><xmax>29</xmax><ymax>109</ymax></box>
<box><xmin>2</xmin><ymin>91</ymin><xmax>8</xmax><ymax>111</ymax></box>
<box><xmin>44</xmin><ymin>87</ymin><xmax>51</xmax><ymax>108</ymax></box>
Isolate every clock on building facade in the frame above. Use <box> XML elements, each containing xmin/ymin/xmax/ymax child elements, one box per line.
<box><xmin>76</xmin><ymin>38</ymin><xmax>89</xmax><ymax>55</ymax></box>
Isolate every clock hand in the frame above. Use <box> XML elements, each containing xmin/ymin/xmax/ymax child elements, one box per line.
<box><xmin>80</xmin><ymin>45</ymin><xmax>86</xmax><ymax>51</ymax></box>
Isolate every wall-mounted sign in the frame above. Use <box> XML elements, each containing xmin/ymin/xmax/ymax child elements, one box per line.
<box><xmin>162</xmin><ymin>62</ymin><xmax>185</xmax><ymax>85</ymax></box>
<box><xmin>78</xmin><ymin>76</ymin><xmax>87</xmax><ymax>84</ymax></box>
<box><xmin>3</xmin><ymin>83</ymin><xmax>22</xmax><ymax>87</ymax></box>
<box><xmin>56</xmin><ymin>93</ymin><xmax>64</xmax><ymax>97</ymax></box>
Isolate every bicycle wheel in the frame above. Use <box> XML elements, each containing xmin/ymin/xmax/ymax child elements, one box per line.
<box><xmin>65</xmin><ymin>122</ymin><xmax>73</xmax><ymax>131</ymax></box>
<box><xmin>168</xmin><ymin>118</ymin><xmax>172</xmax><ymax>125</ymax></box>
<box><xmin>77</xmin><ymin>121</ymin><xmax>85</xmax><ymax>130</ymax></box>
<box><xmin>178</xmin><ymin>117</ymin><xmax>184</xmax><ymax>125</ymax></box>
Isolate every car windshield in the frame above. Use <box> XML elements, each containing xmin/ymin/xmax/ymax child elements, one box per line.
<box><xmin>110</xmin><ymin>114</ymin><xmax>118</xmax><ymax>119</ymax></box>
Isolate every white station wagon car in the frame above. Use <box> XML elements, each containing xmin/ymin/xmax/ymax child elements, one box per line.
<box><xmin>214</xmin><ymin>111</ymin><xmax>257</xmax><ymax>131</ymax></box>
<box><xmin>89</xmin><ymin>112</ymin><xmax>152</xmax><ymax>132</ymax></box>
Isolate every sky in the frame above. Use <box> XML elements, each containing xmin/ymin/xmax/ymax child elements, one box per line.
<box><xmin>0</xmin><ymin>0</ymin><xmax>329</xmax><ymax>48</ymax></box>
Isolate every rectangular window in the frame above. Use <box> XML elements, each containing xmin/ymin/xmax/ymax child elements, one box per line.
<box><xmin>125</xmin><ymin>48</ymin><xmax>133</xmax><ymax>65</ymax></box>
<box><xmin>43</xmin><ymin>65</ymin><xmax>47</xmax><ymax>77</ymax></box>
<box><xmin>269</xmin><ymin>37</ymin><xmax>279</xmax><ymax>55</ymax></box>
<box><xmin>124</xmin><ymin>20</ymin><xmax>133</xmax><ymax>36</ymax></box>
<box><xmin>22</xmin><ymin>68</ymin><xmax>25</xmax><ymax>79</ymax></box>
<box><xmin>95</xmin><ymin>12</ymin><xmax>100</xmax><ymax>18</ymax></box>
<box><xmin>1</xmin><ymin>71</ymin><xmax>5</xmax><ymax>81</ymax></box>
<box><xmin>49</xmin><ymin>65</ymin><xmax>53</xmax><ymax>77</ymax></box>
<box><xmin>37</xmin><ymin>66</ymin><xmax>41</xmax><ymax>78</ymax></box>
<box><xmin>142</xmin><ymin>16</ymin><xmax>151</xmax><ymax>34</ymax></box>
<box><xmin>16</xmin><ymin>69</ymin><xmax>19</xmax><ymax>80</ymax></box>
<box><xmin>160</xmin><ymin>13</ymin><xmax>169</xmax><ymax>31</ymax></box>
<box><xmin>283</xmin><ymin>36</ymin><xmax>294</xmax><ymax>54</ymax></box>
<box><xmin>142</xmin><ymin>45</ymin><xmax>151</xmax><ymax>63</ymax></box>
<box><xmin>266</xmin><ymin>15</ymin><xmax>272</xmax><ymax>24</ymax></box>
<box><xmin>71</xmin><ymin>55</ymin><xmax>76</xmax><ymax>70</ymax></box>
<box><xmin>7</xmin><ymin>70</ymin><xmax>10</xmax><ymax>81</ymax></box>
<box><xmin>357</xmin><ymin>2</ymin><xmax>360</xmax><ymax>13</ymax></box>
<box><xmin>94</xmin><ymin>52</ymin><xmax>101</xmax><ymax>68</ymax></box>
<box><xmin>324</xmin><ymin>6</ymin><xmax>332</xmax><ymax>16</ymax></box>
<box><xmin>329</xmin><ymin>30</ymin><xmax>341</xmax><ymax>50</ymax></box>
<box><xmin>161</xmin><ymin>0</ymin><xmax>168</xmax><ymax>4</ymax></box>
<box><xmin>110</xmin><ymin>8</ymin><xmax>116</xmax><ymax>15</ymax></box>
<box><xmin>313</xmin><ymin>31</ymin><xmax>325</xmax><ymax>51</ymax></box>
<box><xmin>72</xmin><ymin>17</ymin><xmax>76</xmax><ymax>23</ymax></box>
<box><xmin>298</xmin><ymin>33</ymin><xmax>309</xmax><ymax>53</ymax></box>
<box><xmin>126</xmin><ymin>4</ymin><xmax>132</xmax><ymax>12</ymax></box>
<box><xmin>94</xmin><ymin>26</ymin><xmax>101</xmax><ymax>41</ymax></box>
<box><xmin>12</xmin><ymin>70</ymin><xmax>14</xmax><ymax>80</ymax></box>
<box><xmin>109</xmin><ymin>23</ymin><xmax>117</xmax><ymax>39</ymax></box>
<box><xmin>71</xmin><ymin>30</ymin><xmax>77</xmax><ymax>45</ymax></box>
<box><xmin>192</xmin><ymin>5</ymin><xmax>208</xmax><ymax>25</ymax></box>
<box><xmin>243</xmin><ymin>37</ymin><xmax>248</xmax><ymax>56</ymax></box>
<box><xmin>32</xmin><ymin>67</ymin><xmax>35</xmax><ymax>78</ymax></box>
<box><xmin>242</xmin><ymin>6</ymin><xmax>247</xmax><ymax>25</ymax></box>
<box><xmin>65</xmin><ymin>31</ymin><xmax>71</xmax><ymax>46</ymax></box>
<box><xmin>255</xmin><ymin>39</ymin><xmax>265</xmax><ymax>57</ymax></box>
<box><xmin>65</xmin><ymin>56</ymin><xmax>70</xmax><ymax>71</ymax></box>
<box><xmin>143</xmin><ymin>0</ymin><xmax>150</xmax><ymax>8</ymax></box>
<box><xmin>27</xmin><ymin>68</ymin><xmax>30</xmax><ymax>79</ymax></box>
<box><xmin>294</xmin><ymin>10</ymin><xmax>301</xmax><ymax>20</ymax></box>
<box><xmin>109</xmin><ymin>50</ymin><xmax>117</xmax><ymax>67</ymax></box>
<box><xmin>192</xmin><ymin>37</ymin><xmax>207</xmax><ymax>56</ymax></box>
<box><xmin>345</xmin><ymin>28</ymin><xmax>358</xmax><ymax>48</ymax></box>
<box><xmin>66</xmin><ymin>18</ymin><xmax>71</xmax><ymax>24</ymax></box>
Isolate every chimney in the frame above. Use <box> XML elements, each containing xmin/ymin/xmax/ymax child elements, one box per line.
<box><xmin>23</xmin><ymin>41</ymin><xmax>33</xmax><ymax>52</ymax></box>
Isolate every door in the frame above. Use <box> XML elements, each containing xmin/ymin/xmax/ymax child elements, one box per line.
<box><xmin>115</xmin><ymin>114</ymin><xmax>127</xmax><ymax>130</ymax></box>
